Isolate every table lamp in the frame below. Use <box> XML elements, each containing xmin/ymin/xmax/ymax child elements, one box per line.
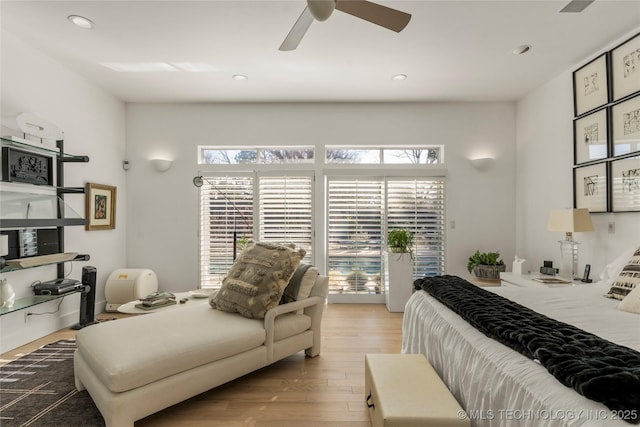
<box><xmin>547</xmin><ymin>208</ymin><xmax>594</xmax><ymax>280</ymax></box>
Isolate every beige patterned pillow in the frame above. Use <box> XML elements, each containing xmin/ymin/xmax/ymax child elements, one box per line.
<box><xmin>210</xmin><ymin>242</ymin><xmax>306</xmax><ymax>319</ymax></box>
<box><xmin>606</xmin><ymin>247</ymin><xmax>640</xmax><ymax>300</ymax></box>
<box><xmin>618</xmin><ymin>285</ymin><xmax>640</xmax><ymax>314</ymax></box>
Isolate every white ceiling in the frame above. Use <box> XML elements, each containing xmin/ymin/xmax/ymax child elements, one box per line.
<box><xmin>1</xmin><ymin>1</ymin><xmax>639</xmax><ymax>103</ymax></box>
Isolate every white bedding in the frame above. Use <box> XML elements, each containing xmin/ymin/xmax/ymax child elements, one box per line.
<box><xmin>401</xmin><ymin>280</ymin><xmax>640</xmax><ymax>427</ymax></box>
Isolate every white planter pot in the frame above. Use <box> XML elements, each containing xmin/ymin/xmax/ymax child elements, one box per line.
<box><xmin>383</xmin><ymin>252</ymin><xmax>413</xmax><ymax>312</ymax></box>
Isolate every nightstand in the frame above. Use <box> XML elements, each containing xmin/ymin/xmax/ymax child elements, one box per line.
<box><xmin>499</xmin><ymin>272</ymin><xmax>580</xmax><ymax>289</ymax></box>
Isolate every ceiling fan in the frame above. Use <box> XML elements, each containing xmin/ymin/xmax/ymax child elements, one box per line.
<box><xmin>559</xmin><ymin>0</ymin><xmax>595</xmax><ymax>13</ymax></box>
<box><xmin>279</xmin><ymin>0</ymin><xmax>411</xmax><ymax>51</ymax></box>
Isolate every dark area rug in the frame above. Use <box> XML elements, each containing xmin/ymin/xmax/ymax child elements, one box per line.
<box><xmin>0</xmin><ymin>340</ymin><xmax>104</xmax><ymax>427</ymax></box>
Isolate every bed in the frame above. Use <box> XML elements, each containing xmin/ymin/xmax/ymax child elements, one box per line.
<box><xmin>402</xmin><ymin>275</ymin><xmax>640</xmax><ymax>427</ymax></box>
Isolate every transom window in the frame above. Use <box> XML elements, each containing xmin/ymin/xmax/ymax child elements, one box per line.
<box><xmin>199</xmin><ymin>146</ymin><xmax>314</xmax><ymax>165</ymax></box>
<box><xmin>325</xmin><ymin>146</ymin><xmax>442</xmax><ymax>164</ymax></box>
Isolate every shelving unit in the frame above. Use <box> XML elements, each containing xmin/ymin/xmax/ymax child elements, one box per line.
<box><xmin>0</xmin><ymin>136</ymin><xmax>90</xmax><ymax>314</ymax></box>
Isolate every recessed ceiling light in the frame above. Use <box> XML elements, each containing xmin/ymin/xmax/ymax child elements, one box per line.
<box><xmin>392</xmin><ymin>74</ymin><xmax>407</xmax><ymax>81</ymax></box>
<box><xmin>232</xmin><ymin>74</ymin><xmax>248</xmax><ymax>81</ymax></box>
<box><xmin>512</xmin><ymin>45</ymin><xmax>532</xmax><ymax>55</ymax></box>
<box><xmin>68</xmin><ymin>15</ymin><xmax>94</xmax><ymax>29</ymax></box>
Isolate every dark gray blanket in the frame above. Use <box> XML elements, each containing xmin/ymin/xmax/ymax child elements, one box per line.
<box><xmin>414</xmin><ymin>275</ymin><xmax>640</xmax><ymax>424</ymax></box>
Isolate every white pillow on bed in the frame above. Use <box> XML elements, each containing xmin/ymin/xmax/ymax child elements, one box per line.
<box><xmin>619</xmin><ymin>285</ymin><xmax>640</xmax><ymax>314</ymax></box>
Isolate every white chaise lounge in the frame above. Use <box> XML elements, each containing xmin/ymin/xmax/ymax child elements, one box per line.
<box><xmin>74</xmin><ymin>274</ymin><xmax>328</xmax><ymax>427</ymax></box>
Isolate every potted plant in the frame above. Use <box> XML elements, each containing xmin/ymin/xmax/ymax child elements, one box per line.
<box><xmin>385</xmin><ymin>229</ymin><xmax>415</xmax><ymax>312</ymax></box>
<box><xmin>387</xmin><ymin>229</ymin><xmax>414</xmax><ymax>255</ymax></box>
<box><xmin>467</xmin><ymin>250</ymin><xmax>506</xmax><ymax>280</ymax></box>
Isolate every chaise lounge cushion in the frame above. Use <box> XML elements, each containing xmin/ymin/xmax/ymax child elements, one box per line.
<box><xmin>210</xmin><ymin>242</ymin><xmax>306</xmax><ymax>319</ymax></box>
<box><xmin>76</xmin><ymin>303</ymin><xmax>266</xmax><ymax>393</ymax></box>
<box><xmin>75</xmin><ymin>302</ymin><xmax>314</xmax><ymax>394</ymax></box>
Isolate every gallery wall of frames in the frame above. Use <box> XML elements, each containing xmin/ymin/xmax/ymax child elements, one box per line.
<box><xmin>573</xmin><ymin>32</ymin><xmax>640</xmax><ymax>213</ymax></box>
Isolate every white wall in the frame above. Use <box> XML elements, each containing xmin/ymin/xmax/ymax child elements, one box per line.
<box><xmin>0</xmin><ymin>31</ymin><xmax>127</xmax><ymax>352</ymax></box>
<box><xmin>515</xmin><ymin>28</ymin><xmax>640</xmax><ymax>279</ymax></box>
<box><xmin>125</xmin><ymin>102</ymin><xmax>517</xmax><ymax>290</ymax></box>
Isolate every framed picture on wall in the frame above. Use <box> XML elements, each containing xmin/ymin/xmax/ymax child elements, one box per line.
<box><xmin>573</xmin><ymin>53</ymin><xmax>609</xmax><ymax>117</ymax></box>
<box><xmin>612</xmin><ymin>94</ymin><xmax>640</xmax><ymax>156</ymax></box>
<box><xmin>574</xmin><ymin>108</ymin><xmax>608</xmax><ymax>164</ymax></box>
<box><xmin>86</xmin><ymin>183</ymin><xmax>117</xmax><ymax>230</ymax></box>
<box><xmin>574</xmin><ymin>162</ymin><xmax>608</xmax><ymax>212</ymax></box>
<box><xmin>611</xmin><ymin>155</ymin><xmax>640</xmax><ymax>212</ymax></box>
<box><xmin>611</xmin><ymin>32</ymin><xmax>640</xmax><ymax>102</ymax></box>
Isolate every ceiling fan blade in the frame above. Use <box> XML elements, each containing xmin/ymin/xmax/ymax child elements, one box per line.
<box><xmin>335</xmin><ymin>0</ymin><xmax>411</xmax><ymax>33</ymax></box>
<box><xmin>279</xmin><ymin>6</ymin><xmax>315</xmax><ymax>51</ymax></box>
<box><xmin>559</xmin><ymin>0</ymin><xmax>595</xmax><ymax>13</ymax></box>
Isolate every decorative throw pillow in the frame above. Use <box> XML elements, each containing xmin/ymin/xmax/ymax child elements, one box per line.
<box><xmin>280</xmin><ymin>264</ymin><xmax>319</xmax><ymax>304</ymax></box>
<box><xmin>618</xmin><ymin>285</ymin><xmax>640</xmax><ymax>315</ymax></box>
<box><xmin>210</xmin><ymin>242</ymin><xmax>306</xmax><ymax>319</ymax></box>
<box><xmin>599</xmin><ymin>245</ymin><xmax>638</xmax><ymax>284</ymax></box>
<box><xmin>605</xmin><ymin>246</ymin><xmax>640</xmax><ymax>300</ymax></box>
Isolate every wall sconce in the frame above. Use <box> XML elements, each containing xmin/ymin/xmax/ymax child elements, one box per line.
<box><xmin>150</xmin><ymin>158</ymin><xmax>173</xmax><ymax>172</ymax></box>
<box><xmin>470</xmin><ymin>157</ymin><xmax>495</xmax><ymax>171</ymax></box>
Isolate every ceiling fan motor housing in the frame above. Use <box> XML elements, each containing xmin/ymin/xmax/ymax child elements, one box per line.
<box><xmin>308</xmin><ymin>0</ymin><xmax>336</xmax><ymax>21</ymax></box>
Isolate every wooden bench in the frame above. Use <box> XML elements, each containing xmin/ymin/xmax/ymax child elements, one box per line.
<box><xmin>365</xmin><ymin>353</ymin><xmax>470</xmax><ymax>427</ymax></box>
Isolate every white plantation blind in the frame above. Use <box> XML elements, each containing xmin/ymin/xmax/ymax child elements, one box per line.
<box><xmin>199</xmin><ymin>174</ymin><xmax>314</xmax><ymax>288</ymax></box>
<box><xmin>387</xmin><ymin>179</ymin><xmax>445</xmax><ymax>278</ymax></box>
<box><xmin>327</xmin><ymin>179</ymin><xmax>384</xmax><ymax>294</ymax></box>
<box><xmin>258</xmin><ymin>175</ymin><xmax>314</xmax><ymax>262</ymax></box>
<box><xmin>199</xmin><ymin>175</ymin><xmax>254</xmax><ymax>288</ymax></box>
<box><xmin>327</xmin><ymin>177</ymin><xmax>445</xmax><ymax>295</ymax></box>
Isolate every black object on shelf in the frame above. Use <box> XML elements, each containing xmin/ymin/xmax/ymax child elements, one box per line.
<box><xmin>73</xmin><ymin>266</ymin><xmax>98</xmax><ymax>329</ymax></box>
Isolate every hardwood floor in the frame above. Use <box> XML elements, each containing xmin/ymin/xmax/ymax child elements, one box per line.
<box><xmin>0</xmin><ymin>303</ymin><xmax>404</xmax><ymax>426</ymax></box>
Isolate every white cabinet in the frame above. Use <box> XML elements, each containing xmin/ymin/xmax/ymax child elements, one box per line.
<box><xmin>383</xmin><ymin>251</ymin><xmax>413</xmax><ymax>312</ymax></box>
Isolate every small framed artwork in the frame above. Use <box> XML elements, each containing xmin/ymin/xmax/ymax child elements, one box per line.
<box><xmin>611</xmin><ymin>32</ymin><xmax>640</xmax><ymax>102</ymax></box>
<box><xmin>611</xmin><ymin>155</ymin><xmax>640</xmax><ymax>212</ymax></box>
<box><xmin>611</xmin><ymin>94</ymin><xmax>640</xmax><ymax>156</ymax></box>
<box><xmin>574</xmin><ymin>162</ymin><xmax>608</xmax><ymax>212</ymax></box>
<box><xmin>86</xmin><ymin>183</ymin><xmax>117</xmax><ymax>230</ymax></box>
<box><xmin>574</xmin><ymin>108</ymin><xmax>608</xmax><ymax>164</ymax></box>
<box><xmin>573</xmin><ymin>53</ymin><xmax>609</xmax><ymax>117</ymax></box>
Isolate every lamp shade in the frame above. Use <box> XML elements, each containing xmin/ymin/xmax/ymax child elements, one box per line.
<box><xmin>547</xmin><ymin>208</ymin><xmax>594</xmax><ymax>234</ymax></box>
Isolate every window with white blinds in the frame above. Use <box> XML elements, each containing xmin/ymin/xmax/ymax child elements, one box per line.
<box><xmin>386</xmin><ymin>180</ymin><xmax>445</xmax><ymax>278</ymax></box>
<box><xmin>199</xmin><ymin>174</ymin><xmax>313</xmax><ymax>288</ymax></box>
<box><xmin>327</xmin><ymin>179</ymin><xmax>384</xmax><ymax>294</ymax></box>
<box><xmin>327</xmin><ymin>178</ymin><xmax>445</xmax><ymax>294</ymax></box>
<box><xmin>199</xmin><ymin>176</ymin><xmax>254</xmax><ymax>288</ymax></box>
<box><xmin>258</xmin><ymin>175</ymin><xmax>314</xmax><ymax>262</ymax></box>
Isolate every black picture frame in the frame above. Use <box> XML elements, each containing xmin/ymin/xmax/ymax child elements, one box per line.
<box><xmin>1</xmin><ymin>146</ymin><xmax>53</xmax><ymax>186</ymax></box>
<box><xmin>574</xmin><ymin>107</ymin><xmax>608</xmax><ymax>164</ymax></box>
<box><xmin>610</xmin><ymin>155</ymin><xmax>640</xmax><ymax>212</ymax></box>
<box><xmin>611</xmin><ymin>32</ymin><xmax>640</xmax><ymax>102</ymax></box>
<box><xmin>574</xmin><ymin>162</ymin><xmax>608</xmax><ymax>213</ymax></box>
<box><xmin>611</xmin><ymin>93</ymin><xmax>640</xmax><ymax>157</ymax></box>
<box><xmin>573</xmin><ymin>53</ymin><xmax>609</xmax><ymax>117</ymax></box>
